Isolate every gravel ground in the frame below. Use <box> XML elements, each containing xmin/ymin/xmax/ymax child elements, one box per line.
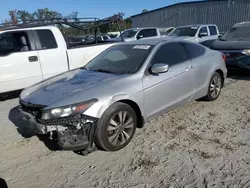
<box><xmin>1</xmin><ymin>75</ymin><xmax>250</xmax><ymax>188</ymax></box>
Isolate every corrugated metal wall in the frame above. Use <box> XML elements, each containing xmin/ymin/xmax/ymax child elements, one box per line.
<box><xmin>131</xmin><ymin>0</ymin><xmax>250</xmax><ymax>32</ymax></box>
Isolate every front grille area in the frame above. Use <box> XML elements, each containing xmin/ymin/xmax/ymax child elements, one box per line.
<box><xmin>19</xmin><ymin>99</ymin><xmax>46</xmax><ymax>118</ymax></box>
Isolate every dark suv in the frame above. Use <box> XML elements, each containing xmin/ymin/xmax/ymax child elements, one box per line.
<box><xmin>201</xmin><ymin>22</ymin><xmax>250</xmax><ymax>71</ymax></box>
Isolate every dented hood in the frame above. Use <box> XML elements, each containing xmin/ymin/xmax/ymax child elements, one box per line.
<box><xmin>20</xmin><ymin>69</ymin><xmax>122</xmax><ymax>106</ymax></box>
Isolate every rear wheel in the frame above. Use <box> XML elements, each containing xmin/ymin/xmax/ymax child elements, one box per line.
<box><xmin>204</xmin><ymin>72</ymin><xmax>222</xmax><ymax>101</ymax></box>
<box><xmin>95</xmin><ymin>102</ymin><xmax>137</xmax><ymax>151</ymax></box>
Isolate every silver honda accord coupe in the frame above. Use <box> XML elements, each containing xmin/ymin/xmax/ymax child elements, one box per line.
<box><xmin>18</xmin><ymin>38</ymin><xmax>227</xmax><ymax>153</ymax></box>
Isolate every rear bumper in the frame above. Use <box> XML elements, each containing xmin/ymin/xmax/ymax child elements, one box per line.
<box><xmin>17</xmin><ymin>106</ymin><xmax>98</xmax><ymax>151</ymax></box>
<box><xmin>223</xmin><ymin>53</ymin><xmax>250</xmax><ymax>70</ymax></box>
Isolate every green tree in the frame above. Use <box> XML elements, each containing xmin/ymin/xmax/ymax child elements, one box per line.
<box><xmin>142</xmin><ymin>9</ymin><xmax>148</xmax><ymax>13</ymax></box>
<box><xmin>66</xmin><ymin>11</ymin><xmax>79</xmax><ymax>21</ymax></box>
<box><xmin>33</xmin><ymin>8</ymin><xmax>62</xmax><ymax>20</ymax></box>
<box><xmin>8</xmin><ymin>10</ymin><xmax>18</xmax><ymax>24</ymax></box>
<box><xmin>17</xmin><ymin>10</ymin><xmax>34</xmax><ymax>23</ymax></box>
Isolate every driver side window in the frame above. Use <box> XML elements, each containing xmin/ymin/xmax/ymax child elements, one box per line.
<box><xmin>137</xmin><ymin>29</ymin><xmax>157</xmax><ymax>39</ymax></box>
<box><xmin>0</xmin><ymin>31</ymin><xmax>30</xmax><ymax>56</ymax></box>
<box><xmin>199</xmin><ymin>26</ymin><xmax>208</xmax><ymax>35</ymax></box>
<box><xmin>151</xmin><ymin>42</ymin><xmax>188</xmax><ymax>67</ymax></box>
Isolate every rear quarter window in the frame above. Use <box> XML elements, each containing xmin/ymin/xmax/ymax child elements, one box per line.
<box><xmin>183</xmin><ymin>42</ymin><xmax>206</xmax><ymax>59</ymax></box>
<box><xmin>36</xmin><ymin>29</ymin><xmax>58</xmax><ymax>50</ymax></box>
<box><xmin>209</xmin><ymin>26</ymin><xmax>218</xmax><ymax>36</ymax></box>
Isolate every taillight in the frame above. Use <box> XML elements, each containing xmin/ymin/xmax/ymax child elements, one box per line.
<box><xmin>221</xmin><ymin>52</ymin><xmax>226</xmax><ymax>62</ymax></box>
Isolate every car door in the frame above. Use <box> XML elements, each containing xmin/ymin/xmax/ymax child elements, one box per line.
<box><xmin>0</xmin><ymin>30</ymin><xmax>42</xmax><ymax>93</ymax></box>
<box><xmin>142</xmin><ymin>42</ymin><xmax>195</xmax><ymax>119</ymax></box>
<box><xmin>136</xmin><ymin>29</ymin><xmax>158</xmax><ymax>40</ymax></box>
<box><xmin>183</xmin><ymin>42</ymin><xmax>212</xmax><ymax>99</ymax></box>
<box><xmin>208</xmin><ymin>26</ymin><xmax>219</xmax><ymax>40</ymax></box>
<box><xmin>34</xmin><ymin>29</ymin><xmax>68</xmax><ymax>79</ymax></box>
<box><xmin>197</xmin><ymin>26</ymin><xmax>209</xmax><ymax>43</ymax></box>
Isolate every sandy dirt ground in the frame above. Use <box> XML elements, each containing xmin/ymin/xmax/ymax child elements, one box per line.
<box><xmin>1</xmin><ymin>75</ymin><xmax>250</xmax><ymax>188</ymax></box>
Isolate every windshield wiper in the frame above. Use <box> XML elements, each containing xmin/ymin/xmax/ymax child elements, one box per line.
<box><xmin>80</xmin><ymin>67</ymin><xmax>89</xmax><ymax>70</ymax></box>
<box><xmin>90</xmin><ymin>69</ymin><xmax>113</xmax><ymax>74</ymax></box>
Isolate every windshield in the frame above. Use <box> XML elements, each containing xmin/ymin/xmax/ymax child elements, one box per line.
<box><xmin>221</xmin><ymin>26</ymin><xmax>250</xmax><ymax>41</ymax></box>
<box><xmin>169</xmin><ymin>27</ymin><xmax>198</xmax><ymax>37</ymax></box>
<box><xmin>121</xmin><ymin>29</ymin><xmax>138</xmax><ymax>38</ymax></box>
<box><xmin>85</xmin><ymin>44</ymin><xmax>153</xmax><ymax>74</ymax></box>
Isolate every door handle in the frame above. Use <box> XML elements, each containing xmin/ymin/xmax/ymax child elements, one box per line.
<box><xmin>185</xmin><ymin>66</ymin><xmax>193</xmax><ymax>72</ymax></box>
<box><xmin>28</xmin><ymin>56</ymin><xmax>38</xmax><ymax>62</ymax></box>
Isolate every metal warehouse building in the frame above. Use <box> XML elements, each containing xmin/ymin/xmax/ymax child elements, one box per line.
<box><xmin>131</xmin><ymin>0</ymin><xmax>250</xmax><ymax>32</ymax></box>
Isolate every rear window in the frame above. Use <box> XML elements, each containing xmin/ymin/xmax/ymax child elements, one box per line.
<box><xmin>209</xmin><ymin>26</ymin><xmax>217</xmax><ymax>36</ymax></box>
<box><xmin>222</xmin><ymin>26</ymin><xmax>250</xmax><ymax>41</ymax></box>
<box><xmin>36</xmin><ymin>29</ymin><xmax>58</xmax><ymax>49</ymax></box>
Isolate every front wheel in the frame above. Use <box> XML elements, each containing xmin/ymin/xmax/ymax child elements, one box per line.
<box><xmin>95</xmin><ymin>102</ymin><xmax>137</xmax><ymax>151</ymax></box>
<box><xmin>204</xmin><ymin>72</ymin><xmax>222</xmax><ymax>101</ymax></box>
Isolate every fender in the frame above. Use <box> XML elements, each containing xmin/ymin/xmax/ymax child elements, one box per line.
<box><xmin>84</xmin><ymin>92</ymin><xmax>145</xmax><ymax>119</ymax></box>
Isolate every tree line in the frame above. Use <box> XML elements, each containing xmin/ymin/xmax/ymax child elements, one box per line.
<box><xmin>3</xmin><ymin>8</ymin><xmax>132</xmax><ymax>36</ymax></box>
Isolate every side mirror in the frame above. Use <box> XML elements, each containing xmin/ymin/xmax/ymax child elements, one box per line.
<box><xmin>199</xmin><ymin>32</ymin><xmax>208</xmax><ymax>38</ymax></box>
<box><xmin>150</xmin><ymin>64</ymin><xmax>169</xmax><ymax>74</ymax></box>
<box><xmin>137</xmin><ymin>35</ymin><xmax>144</xmax><ymax>40</ymax></box>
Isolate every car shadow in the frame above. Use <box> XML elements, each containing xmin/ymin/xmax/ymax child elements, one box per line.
<box><xmin>0</xmin><ymin>90</ymin><xmax>22</xmax><ymax>101</ymax></box>
<box><xmin>8</xmin><ymin>106</ymin><xmax>60</xmax><ymax>151</ymax></box>
<box><xmin>0</xmin><ymin>178</ymin><xmax>8</xmax><ymax>188</ymax></box>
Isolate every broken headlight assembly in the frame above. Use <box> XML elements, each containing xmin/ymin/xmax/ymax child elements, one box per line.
<box><xmin>40</xmin><ymin>99</ymin><xmax>98</xmax><ymax>120</ymax></box>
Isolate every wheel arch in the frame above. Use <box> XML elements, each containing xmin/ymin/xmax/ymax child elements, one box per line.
<box><xmin>215</xmin><ymin>69</ymin><xmax>225</xmax><ymax>87</ymax></box>
<box><xmin>117</xmin><ymin>99</ymin><xmax>145</xmax><ymax>128</ymax></box>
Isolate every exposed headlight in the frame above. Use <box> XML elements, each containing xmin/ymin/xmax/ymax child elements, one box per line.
<box><xmin>242</xmin><ymin>49</ymin><xmax>250</xmax><ymax>55</ymax></box>
<box><xmin>41</xmin><ymin>99</ymin><xmax>98</xmax><ymax>120</ymax></box>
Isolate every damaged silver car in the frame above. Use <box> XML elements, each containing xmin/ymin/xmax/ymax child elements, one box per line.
<box><xmin>18</xmin><ymin>38</ymin><xmax>227</xmax><ymax>154</ymax></box>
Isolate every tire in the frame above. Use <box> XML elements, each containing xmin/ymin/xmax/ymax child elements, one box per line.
<box><xmin>95</xmin><ymin>102</ymin><xmax>137</xmax><ymax>151</ymax></box>
<box><xmin>204</xmin><ymin>72</ymin><xmax>222</xmax><ymax>101</ymax></box>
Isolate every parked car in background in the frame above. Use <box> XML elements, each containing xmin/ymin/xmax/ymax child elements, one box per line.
<box><xmin>0</xmin><ymin>26</ymin><xmax>119</xmax><ymax>94</ymax></box>
<box><xmin>107</xmin><ymin>31</ymin><xmax>120</xmax><ymax>38</ymax></box>
<box><xmin>67</xmin><ymin>36</ymin><xmax>86</xmax><ymax>46</ymax></box>
<box><xmin>109</xmin><ymin>27</ymin><xmax>162</xmax><ymax>42</ymax></box>
<box><xmin>168</xmin><ymin>24</ymin><xmax>219</xmax><ymax>43</ymax></box>
<box><xmin>200</xmin><ymin>21</ymin><xmax>250</xmax><ymax>71</ymax></box>
<box><xmin>86</xmin><ymin>34</ymin><xmax>111</xmax><ymax>43</ymax></box>
<box><xmin>18</xmin><ymin>38</ymin><xmax>227</xmax><ymax>154</ymax></box>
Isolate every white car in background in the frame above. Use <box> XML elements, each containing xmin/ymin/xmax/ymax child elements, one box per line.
<box><xmin>111</xmin><ymin>27</ymin><xmax>162</xmax><ymax>42</ymax></box>
<box><xmin>168</xmin><ymin>24</ymin><xmax>220</xmax><ymax>43</ymax></box>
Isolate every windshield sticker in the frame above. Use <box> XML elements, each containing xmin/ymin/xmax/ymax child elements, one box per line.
<box><xmin>191</xmin><ymin>27</ymin><xmax>198</xmax><ymax>29</ymax></box>
<box><xmin>133</xmin><ymin>45</ymin><xmax>151</xmax><ymax>50</ymax></box>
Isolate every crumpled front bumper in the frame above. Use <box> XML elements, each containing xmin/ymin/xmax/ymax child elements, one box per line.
<box><xmin>16</xmin><ymin>106</ymin><xmax>98</xmax><ymax>151</ymax></box>
<box><xmin>17</xmin><ymin>106</ymin><xmax>47</xmax><ymax>134</ymax></box>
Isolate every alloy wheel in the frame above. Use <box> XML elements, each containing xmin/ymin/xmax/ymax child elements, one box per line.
<box><xmin>210</xmin><ymin>75</ymin><xmax>222</xmax><ymax>99</ymax></box>
<box><xmin>107</xmin><ymin>111</ymin><xmax>134</xmax><ymax>146</ymax></box>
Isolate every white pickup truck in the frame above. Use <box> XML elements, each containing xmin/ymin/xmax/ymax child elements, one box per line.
<box><xmin>0</xmin><ymin>26</ymin><xmax>117</xmax><ymax>94</ymax></box>
<box><xmin>168</xmin><ymin>24</ymin><xmax>220</xmax><ymax>43</ymax></box>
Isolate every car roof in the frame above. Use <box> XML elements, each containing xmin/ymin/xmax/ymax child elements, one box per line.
<box><xmin>176</xmin><ymin>24</ymin><xmax>216</xmax><ymax>28</ymax></box>
<box><xmin>118</xmin><ymin>37</ymin><xmax>183</xmax><ymax>46</ymax></box>
<box><xmin>0</xmin><ymin>25</ymin><xmax>56</xmax><ymax>33</ymax></box>
<box><xmin>234</xmin><ymin>21</ymin><xmax>250</xmax><ymax>27</ymax></box>
<box><xmin>124</xmin><ymin>27</ymin><xmax>157</xmax><ymax>31</ymax></box>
